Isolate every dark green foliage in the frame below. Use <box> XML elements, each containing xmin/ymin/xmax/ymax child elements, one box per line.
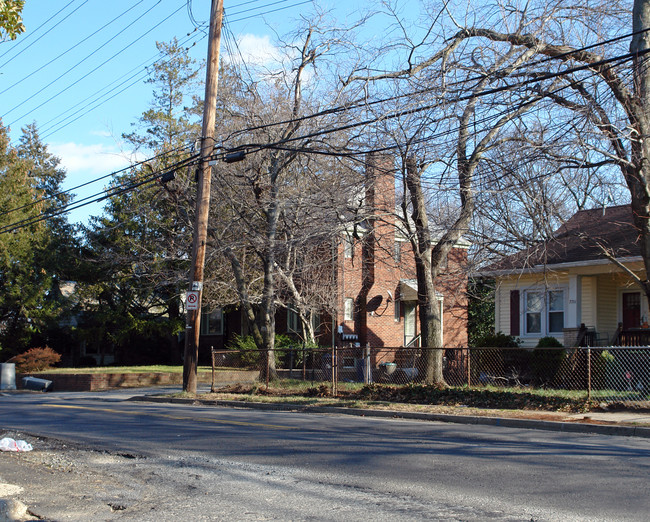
<box><xmin>227</xmin><ymin>334</ymin><xmax>304</xmax><ymax>368</ymax></box>
<box><xmin>0</xmin><ymin>123</ymin><xmax>77</xmax><ymax>359</ymax></box>
<box><xmin>535</xmin><ymin>336</ymin><xmax>563</xmax><ymax>348</ymax></box>
<box><xmin>531</xmin><ymin>337</ymin><xmax>566</xmax><ymax>386</ymax></box>
<box><xmin>474</xmin><ymin>332</ymin><xmax>520</xmax><ymax>348</ymax></box>
<box><xmin>472</xmin><ymin>332</ymin><xmax>527</xmax><ymax>383</ymax></box>
<box><xmin>77</xmin><ymin>356</ymin><xmax>98</xmax><ymax>368</ymax></box>
<box><xmin>467</xmin><ymin>279</ymin><xmax>495</xmax><ymax>346</ymax></box>
<box><xmin>75</xmin><ymin>39</ymin><xmax>203</xmax><ymax>366</ymax></box>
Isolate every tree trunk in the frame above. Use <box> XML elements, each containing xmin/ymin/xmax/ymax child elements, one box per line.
<box><xmin>404</xmin><ymin>157</ymin><xmax>445</xmax><ymax>385</ymax></box>
<box><xmin>631</xmin><ymin>0</ymin><xmax>650</xmax><ymax>311</ymax></box>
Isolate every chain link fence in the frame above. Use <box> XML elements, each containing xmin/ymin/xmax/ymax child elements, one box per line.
<box><xmin>210</xmin><ymin>345</ymin><xmax>650</xmax><ymax>405</ymax></box>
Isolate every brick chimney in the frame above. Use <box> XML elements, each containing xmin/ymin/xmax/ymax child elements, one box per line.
<box><xmin>365</xmin><ymin>152</ymin><xmax>396</xmax><ymax>215</ymax></box>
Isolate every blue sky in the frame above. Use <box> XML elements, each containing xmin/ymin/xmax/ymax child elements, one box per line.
<box><xmin>1</xmin><ymin>0</ymin><xmax>358</xmax><ymax>223</ymax></box>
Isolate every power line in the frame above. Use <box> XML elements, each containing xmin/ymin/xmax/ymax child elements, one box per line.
<box><xmin>218</xmin><ymin>27</ymin><xmax>647</xmax><ymax>146</ymax></box>
<box><xmin>38</xmin><ymin>29</ymin><xmax>206</xmax><ymax>140</ymax></box>
<box><xmin>4</xmin><ymin>0</ymin><xmax>311</xmax><ymax>141</ymax></box>
<box><xmin>0</xmin><ymin>1</ymin><xmax>147</xmax><ymax>97</ymax></box>
<box><xmin>4</xmin><ymin>2</ymin><xmax>184</xmax><ymax>126</ymax></box>
<box><xmin>0</xmin><ymin>144</ymin><xmax>195</xmax><ymax>221</ymax></box>
<box><xmin>17</xmin><ymin>46</ymin><xmax>639</xmax><ymax>228</ymax></box>
<box><xmin>0</xmin><ymin>151</ymin><xmax>201</xmax><ymax>235</ymax></box>
<box><xmin>219</xmin><ymin>48</ymin><xmax>640</xmax><ymax>157</ymax></box>
<box><xmin>227</xmin><ymin>0</ymin><xmax>312</xmax><ymax>20</ymax></box>
<box><xmin>2</xmin><ymin>22</ymin><xmax>644</xmax><ymax>232</ymax></box>
<box><xmin>0</xmin><ymin>0</ymin><xmax>89</xmax><ymax>68</ymax></box>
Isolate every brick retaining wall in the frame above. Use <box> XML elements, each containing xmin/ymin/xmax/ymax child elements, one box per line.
<box><xmin>17</xmin><ymin>370</ymin><xmax>259</xmax><ymax>392</ymax></box>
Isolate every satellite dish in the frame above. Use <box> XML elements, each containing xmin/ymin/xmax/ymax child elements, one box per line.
<box><xmin>387</xmin><ymin>290</ymin><xmax>393</xmax><ymax>301</ymax></box>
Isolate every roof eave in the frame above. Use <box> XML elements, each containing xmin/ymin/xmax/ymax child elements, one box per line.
<box><xmin>476</xmin><ymin>256</ymin><xmax>644</xmax><ymax>278</ymax></box>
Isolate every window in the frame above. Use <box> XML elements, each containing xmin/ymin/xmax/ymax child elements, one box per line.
<box><xmin>404</xmin><ymin>302</ymin><xmax>417</xmax><ymax>345</ymax></box>
<box><xmin>394</xmin><ymin>297</ymin><xmax>400</xmax><ymax>322</ymax></box>
<box><xmin>524</xmin><ymin>290</ymin><xmax>564</xmax><ymax>336</ymax></box>
<box><xmin>287</xmin><ymin>307</ymin><xmax>299</xmax><ymax>333</ymax></box>
<box><xmin>394</xmin><ymin>240</ymin><xmax>401</xmax><ymax>263</ymax></box>
<box><xmin>525</xmin><ymin>291</ymin><xmax>543</xmax><ymax>334</ymax></box>
<box><xmin>548</xmin><ymin>291</ymin><xmax>565</xmax><ymax>333</ymax></box>
<box><xmin>344</xmin><ymin>298</ymin><xmax>354</xmax><ymax>321</ymax></box>
<box><xmin>200</xmin><ymin>308</ymin><xmax>223</xmax><ymax>335</ymax></box>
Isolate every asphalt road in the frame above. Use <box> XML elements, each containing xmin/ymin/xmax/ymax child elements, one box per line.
<box><xmin>1</xmin><ymin>390</ymin><xmax>650</xmax><ymax>521</ymax></box>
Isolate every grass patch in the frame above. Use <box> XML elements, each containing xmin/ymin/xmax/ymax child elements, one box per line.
<box><xmin>199</xmin><ymin>381</ymin><xmax>594</xmax><ymax>413</ymax></box>
<box><xmin>350</xmin><ymin>383</ymin><xmax>591</xmax><ymax>412</ymax></box>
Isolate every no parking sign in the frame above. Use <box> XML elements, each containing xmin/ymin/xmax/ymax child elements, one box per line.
<box><xmin>186</xmin><ymin>291</ymin><xmax>200</xmax><ymax>310</ymax></box>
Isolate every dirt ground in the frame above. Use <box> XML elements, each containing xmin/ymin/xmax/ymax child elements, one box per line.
<box><xmin>0</xmin><ymin>430</ymin><xmax>152</xmax><ymax>521</ymax></box>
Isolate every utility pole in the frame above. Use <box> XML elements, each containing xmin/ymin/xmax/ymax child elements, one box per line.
<box><xmin>183</xmin><ymin>0</ymin><xmax>224</xmax><ymax>393</ymax></box>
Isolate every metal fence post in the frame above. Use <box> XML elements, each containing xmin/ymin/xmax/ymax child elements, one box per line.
<box><xmin>587</xmin><ymin>347</ymin><xmax>592</xmax><ymax>402</ymax></box>
<box><xmin>210</xmin><ymin>346</ymin><xmax>216</xmax><ymax>393</ymax></box>
<box><xmin>467</xmin><ymin>348</ymin><xmax>471</xmax><ymax>387</ymax></box>
<box><xmin>266</xmin><ymin>349</ymin><xmax>270</xmax><ymax>389</ymax></box>
<box><xmin>364</xmin><ymin>343</ymin><xmax>371</xmax><ymax>384</ymax></box>
<box><xmin>330</xmin><ymin>345</ymin><xmax>337</xmax><ymax>397</ymax></box>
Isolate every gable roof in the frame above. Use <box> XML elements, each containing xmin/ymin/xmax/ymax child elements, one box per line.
<box><xmin>485</xmin><ymin>205</ymin><xmax>641</xmax><ymax>273</ymax></box>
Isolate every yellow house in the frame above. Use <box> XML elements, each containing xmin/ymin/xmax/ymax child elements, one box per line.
<box><xmin>481</xmin><ymin>205</ymin><xmax>648</xmax><ymax>348</ymax></box>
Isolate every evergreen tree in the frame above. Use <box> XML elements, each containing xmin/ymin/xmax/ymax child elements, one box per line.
<box><xmin>0</xmin><ymin>125</ymin><xmax>52</xmax><ymax>356</ymax></box>
<box><xmin>79</xmin><ymin>39</ymin><xmax>203</xmax><ymax>364</ymax></box>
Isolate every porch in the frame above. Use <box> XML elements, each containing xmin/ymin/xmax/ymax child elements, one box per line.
<box><xmin>576</xmin><ymin>323</ymin><xmax>650</xmax><ymax>347</ymax></box>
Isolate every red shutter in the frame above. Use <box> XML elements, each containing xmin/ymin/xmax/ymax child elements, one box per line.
<box><xmin>510</xmin><ymin>290</ymin><xmax>520</xmax><ymax>336</ymax></box>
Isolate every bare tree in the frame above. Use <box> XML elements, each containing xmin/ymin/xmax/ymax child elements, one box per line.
<box><xmin>428</xmin><ymin>0</ymin><xmax>650</xmax><ymax>307</ymax></box>
<box><xmin>342</xmin><ymin>1</ymin><xmax>550</xmax><ymax>384</ymax></box>
<box><xmin>209</xmin><ymin>20</ymin><xmax>360</xmax><ymax>380</ymax></box>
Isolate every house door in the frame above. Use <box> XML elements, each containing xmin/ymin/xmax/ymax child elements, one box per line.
<box><xmin>404</xmin><ymin>303</ymin><xmax>416</xmax><ymax>346</ymax></box>
<box><xmin>622</xmin><ymin>292</ymin><xmax>641</xmax><ymax>330</ymax></box>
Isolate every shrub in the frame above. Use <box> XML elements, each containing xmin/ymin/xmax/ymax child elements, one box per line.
<box><xmin>531</xmin><ymin>337</ymin><xmax>566</xmax><ymax>386</ymax></box>
<box><xmin>475</xmin><ymin>332</ymin><xmax>520</xmax><ymax>348</ymax></box>
<box><xmin>535</xmin><ymin>336</ymin><xmax>563</xmax><ymax>348</ymax></box>
<box><xmin>472</xmin><ymin>332</ymin><xmax>526</xmax><ymax>384</ymax></box>
<box><xmin>227</xmin><ymin>334</ymin><xmax>303</xmax><ymax>368</ymax></box>
<box><xmin>9</xmin><ymin>347</ymin><xmax>61</xmax><ymax>373</ymax></box>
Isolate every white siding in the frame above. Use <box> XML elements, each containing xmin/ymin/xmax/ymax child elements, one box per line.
<box><xmin>494</xmin><ymin>273</ymin><xmax>569</xmax><ymax>347</ymax></box>
<box><xmin>580</xmin><ymin>276</ymin><xmax>597</xmax><ymax>328</ymax></box>
<box><xmin>597</xmin><ymin>274</ymin><xmax>620</xmax><ymax>340</ymax></box>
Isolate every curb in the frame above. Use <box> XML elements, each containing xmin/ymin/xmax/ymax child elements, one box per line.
<box><xmin>129</xmin><ymin>396</ymin><xmax>650</xmax><ymax>438</ymax></box>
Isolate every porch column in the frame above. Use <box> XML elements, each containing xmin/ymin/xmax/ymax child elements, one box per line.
<box><xmin>567</xmin><ymin>274</ymin><xmax>581</xmax><ymax>328</ymax></box>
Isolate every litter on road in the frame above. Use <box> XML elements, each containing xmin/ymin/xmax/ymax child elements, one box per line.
<box><xmin>0</xmin><ymin>437</ymin><xmax>33</xmax><ymax>452</ymax></box>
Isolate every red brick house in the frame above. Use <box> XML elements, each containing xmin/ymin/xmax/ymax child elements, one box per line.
<box><xmin>199</xmin><ymin>153</ymin><xmax>469</xmax><ymax>353</ymax></box>
<box><xmin>335</xmin><ymin>153</ymin><xmax>469</xmax><ymax>350</ymax></box>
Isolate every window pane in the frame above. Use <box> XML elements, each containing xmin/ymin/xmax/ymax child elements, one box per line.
<box><xmin>288</xmin><ymin>308</ymin><xmax>298</xmax><ymax>332</ymax></box>
<box><xmin>344</xmin><ymin>298</ymin><xmax>353</xmax><ymax>321</ymax></box>
<box><xmin>201</xmin><ymin>309</ymin><xmax>223</xmax><ymax>335</ymax></box>
<box><xmin>549</xmin><ymin>291</ymin><xmax>564</xmax><ymax>312</ymax></box>
<box><xmin>526</xmin><ymin>312</ymin><xmax>541</xmax><ymax>333</ymax></box>
<box><xmin>526</xmin><ymin>292</ymin><xmax>543</xmax><ymax>312</ymax></box>
<box><xmin>311</xmin><ymin>312</ymin><xmax>320</xmax><ymax>334</ymax></box>
<box><xmin>549</xmin><ymin>311</ymin><xmax>564</xmax><ymax>333</ymax></box>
